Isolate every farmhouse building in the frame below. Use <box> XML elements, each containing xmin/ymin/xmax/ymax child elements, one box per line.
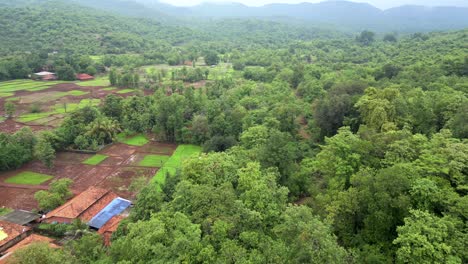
<box><xmin>0</xmin><ymin>210</ymin><xmax>40</xmax><ymax>226</ymax></box>
<box><xmin>43</xmin><ymin>187</ymin><xmax>131</xmax><ymax>243</ymax></box>
<box><xmin>33</xmin><ymin>71</ymin><xmax>57</xmax><ymax>81</ymax></box>
<box><xmin>0</xmin><ymin>221</ymin><xmax>30</xmax><ymax>253</ymax></box>
<box><xmin>76</xmin><ymin>73</ymin><xmax>95</xmax><ymax>81</ymax></box>
<box><xmin>0</xmin><ymin>234</ymin><xmax>59</xmax><ymax>264</ymax></box>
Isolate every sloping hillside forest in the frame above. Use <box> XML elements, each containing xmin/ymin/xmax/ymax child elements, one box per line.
<box><xmin>0</xmin><ymin>0</ymin><xmax>467</xmax><ymax>263</ymax></box>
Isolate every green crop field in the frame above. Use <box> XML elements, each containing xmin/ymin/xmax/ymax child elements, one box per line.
<box><xmin>0</xmin><ymin>80</ymin><xmax>64</xmax><ymax>94</ymax></box>
<box><xmin>139</xmin><ymin>155</ymin><xmax>170</xmax><ymax>167</ymax></box>
<box><xmin>75</xmin><ymin>77</ymin><xmax>110</xmax><ymax>87</ymax></box>
<box><xmin>116</xmin><ymin>89</ymin><xmax>135</xmax><ymax>94</ymax></box>
<box><xmin>5</xmin><ymin>171</ymin><xmax>54</xmax><ymax>185</ymax></box>
<box><xmin>152</xmin><ymin>145</ymin><xmax>201</xmax><ymax>188</ymax></box>
<box><xmin>101</xmin><ymin>87</ymin><xmax>117</xmax><ymax>91</ymax></box>
<box><xmin>82</xmin><ymin>154</ymin><xmax>108</xmax><ymax>165</ymax></box>
<box><xmin>17</xmin><ymin>98</ymin><xmax>101</xmax><ymax>123</ymax></box>
<box><xmin>117</xmin><ymin>133</ymin><xmax>149</xmax><ymax>146</ymax></box>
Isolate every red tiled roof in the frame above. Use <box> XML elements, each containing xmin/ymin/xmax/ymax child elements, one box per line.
<box><xmin>98</xmin><ymin>215</ymin><xmax>124</xmax><ymax>246</ymax></box>
<box><xmin>76</xmin><ymin>74</ymin><xmax>94</xmax><ymax>81</ymax></box>
<box><xmin>44</xmin><ymin>187</ymin><xmax>117</xmax><ymax>222</ymax></box>
<box><xmin>0</xmin><ymin>221</ymin><xmax>30</xmax><ymax>249</ymax></box>
<box><xmin>98</xmin><ymin>215</ymin><xmax>123</xmax><ymax>235</ymax></box>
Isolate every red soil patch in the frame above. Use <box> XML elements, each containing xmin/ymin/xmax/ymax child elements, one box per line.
<box><xmin>98</xmin><ymin>167</ymin><xmax>157</xmax><ymax>199</ymax></box>
<box><xmin>101</xmin><ymin>143</ymin><xmax>138</xmax><ymax>157</ymax></box>
<box><xmin>0</xmin><ymin>187</ymin><xmax>38</xmax><ymax>211</ymax></box>
<box><xmin>0</xmin><ymin>119</ymin><xmax>51</xmax><ymax>134</ymax></box>
<box><xmin>138</xmin><ymin>142</ymin><xmax>177</xmax><ymax>155</ymax></box>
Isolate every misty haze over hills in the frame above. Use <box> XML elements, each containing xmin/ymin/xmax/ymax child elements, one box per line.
<box><xmin>2</xmin><ymin>0</ymin><xmax>468</xmax><ymax>32</ymax></box>
<box><xmin>83</xmin><ymin>0</ymin><xmax>468</xmax><ymax>32</ymax></box>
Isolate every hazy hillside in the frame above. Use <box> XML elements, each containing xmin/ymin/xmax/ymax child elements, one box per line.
<box><xmin>135</xmin><ymin>0</ymin><xmax>468</xmax><ymax>32</ymax></box>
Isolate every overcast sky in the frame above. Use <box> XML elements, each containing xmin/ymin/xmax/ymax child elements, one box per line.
<box><xmin>159</xmin><ymin>0</ymin><xmax>468</xmax><ymax>9</ymax></box>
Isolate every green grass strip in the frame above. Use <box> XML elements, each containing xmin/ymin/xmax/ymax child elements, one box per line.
<box><xmin>82</xmin><ymin>154</ymin><xmax>108</xmax><ymax>165</ymax></box>
<box><xmin>152</xmin><ymin>145</ymin><xmax>202</xmax><ymax>189</ymax></box>
<box><xmin>5</xmin><ymin>171</ymin><xmax>53</xmax><ymax>185</ymax></box>
<box><xmin>139</xmin><ymin>155</ymin><xmax>170</xmax><ymax>167</ymax></box>
<box><xmin>116</xmin><ymin>89</ymin><xmax>135</xmax><ymax>94</ymax></box>
<box><xmin>117</xmin><ymin>133</ymin><xmax>149</xmax><ymax>146</ymax></box>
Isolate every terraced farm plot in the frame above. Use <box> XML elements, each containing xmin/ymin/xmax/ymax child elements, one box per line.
<box><xmin>5</xmin><ymin>171</ymin><xmax>53</xmax><ymax>185</ymax></box>
<box><xmin>117</xmin><ymin>134</ymin><xmax>149</xmax><ymax>146</ymax></box>
<box><xmin>0</xmin><ymin>80</ymin><xmax>64</xmax><ymax>94</ymax></box>
<box><xmin>139</xmin><ymin>155</ymin><xmax>170</xmax><ymax>167</ymax></box>
<box><xmin>75</xmin><ymin>77</ymin><xmax>109</xmax><ymax>87</ymax></box>
<box><xmin>116</xmin><ymin>89</ymin><xmax>135</xmax><ymax>94</ymax></box>
<box><xmin>152</xmin><ymin>145</ymin><xmax>202</xmax><ymax>187</ymax></box>
<box><xmin>17</xmin><ymin>99</ymin><xmax>101</xmax><ymax>123</ymax></box>
<box><xmin>83</xmin><ymin>154</ymin><xmax>109</xmax><ymax>165</ymax></box>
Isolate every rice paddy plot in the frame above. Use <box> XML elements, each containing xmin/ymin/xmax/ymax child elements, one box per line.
<box><xmin>152</xmin><ymin>145</ymin><xmax>202</xmax><ymax>188</ymax></box>
<box><xmin>83</xmin><ymin>154</ymin><xmax>108</xmax><ymax>165</ymax></box>
<box><xmin>116</xmin><ymin>89</ymin><xmax>135</xmax><ymax>94</ymax></box>
<box><xmin>117</xmin><ymin>133</ymin><xmax>149</xmax><ymax>146</ymax></box>
<box><xmin>139</xmin><ymin>155</ymin><xmax>170</xmax><ymax>167</ymax></box>
<box><xmin>5</xmin><ymin>171</ymin><xmax>54</xmax><ymax>185</ymax></box>
<box><xmin>75</xmin><ymin>77</ymin><xmax>110</xmax><ymax>87</ymax></box>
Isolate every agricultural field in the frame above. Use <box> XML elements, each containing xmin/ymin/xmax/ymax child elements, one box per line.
<box><xmin>0</xmin><ymin>133</ymin><xmax>201</xmax><ymax>211</ymax></box>
<box><xmin>0</xmin><ymin>78</ymin><xmax>139</xmax><ymax>134</ymax></box>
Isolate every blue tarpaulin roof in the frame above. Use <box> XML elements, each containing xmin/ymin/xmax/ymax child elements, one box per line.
<box><xmin>88</xmin><ymin>198</ymin><xmax>131</xmax><ymax>229</ymax></box>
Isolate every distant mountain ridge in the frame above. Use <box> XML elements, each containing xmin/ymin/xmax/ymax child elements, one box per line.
<box><xmin>134</xmin><ymin>0</ymin><xmax>468</xmax><ymax>32</ymax></box>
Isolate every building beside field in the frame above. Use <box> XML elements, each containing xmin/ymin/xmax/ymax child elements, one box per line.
<box><xmin>43</xmin><ymin>187</ymin><xmax>131</xmax><ymax>245</ymax></box>
<box><xmin>0</xmin><ymin>221</ymin><xmax>30</xmax><ymax>253</ymax></box>
<box><xmin>76</xmin><ymin>73</ymin><xmax>95</xmax><ymax>81</ymax></box>
<box><xmin>33</xmin><ymin>71</ymin><xmax>57</xmax><ymax>81</ymax></box>
<box><xmin>0</xmin><ymin>210</ymin><xmax>40</xmax><ymax>226</ymax></box>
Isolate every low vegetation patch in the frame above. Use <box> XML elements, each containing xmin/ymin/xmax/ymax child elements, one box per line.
<box><xmin>82</xmin><ymin>154</ymin><xmax>108</xmax><ymax>165</ymax></box>
<box><xmin>139</xmin><ymin>155</ymin><xmax>170</xmax><ymax>167</ymax></box>
<box><xmin>75</xmin><ymin>77</ymin><xmax>110</xmax><ymax>87</ymax></box>
<box><xmin>5</xmin><ymin>171</ymin><xmax>54</xmax><ymax>185</ymax></box>
<box><xmin>117</xmin><ymin>133</ymin><xmax>149</xmax><ymax>146</ymax></box>
<box><xmin>0</xmin><ymin>207</ymin><xmax>12</xmax><ymax>216</ymax></box>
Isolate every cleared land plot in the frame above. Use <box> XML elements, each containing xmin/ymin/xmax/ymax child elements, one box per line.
<box><xmin>0</xmin><ymin>187</ymin><xmax>38</xmax><ymax>211</ymax></box>
<box><xmin>152</xmin><ymin>145</ymin><xmax>201</xmax><ymax>187</ymax></box>
<box><xmin>82</xmin><ymin>154</ymin><xmax>108</xmax><ymax>165</ymax></box>
<box><xmin>117</xmin><ymin>134</ymin><xmax>149</xmax><ymax>146</ymax></box>
<box><xmin>5</xmin><ymin>171</ymin><xmax>53</xmax><ymax>185</ymax></box>
<box><xmin>139</xmin><ymin>155</ymin><xmax>170</xmax><ymax>167</ymax></box>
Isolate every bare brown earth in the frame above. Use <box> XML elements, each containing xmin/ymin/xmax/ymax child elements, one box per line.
<box><xmin>0</xmin><ymin>141</ymin><xmax>177</xmax><ymax>211</ymax></box>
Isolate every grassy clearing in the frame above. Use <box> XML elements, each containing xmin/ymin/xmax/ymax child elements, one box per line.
<box><xmin>75</xmin><ymin>77</ymin><xmax>109</xmax><ymax>87</ymax></box>
<box><xmin>116</xmin><ymin>89</ymin><xmax>135</xmax><ymax>94</ymax></box>
<box><xmin>101</xmin><ymin>87</ymin><xmax>117</xmax><ymax>91</ymax></box>
<box><xmin>5</xmin><ymin>97</ymin><xmax>20</xmax><ymax>101</ymax></box>
<box><xmin>139</xmin><ymin>155</ymin><xmax>170</xmax><ymax>167</ymax></box>
<box><xmin>0</xmin><ymin>92</ymin><xmax>14</xmax><ymax>98</ymax></box>
<box><xmin>83</xmin><ymin>154</ymin><xmax>108</xmax><ymax>165</ymax></box>
<box><xmin>152</xmin><ymin>145</ymin><xmax>201</xmax><ymax>187</ymax></box>
<box><xmin>67</xmin><ymin>90</ymin><xmax>89</xmax><ymax>96</ymax></box>
<box><xmin>117</xmin><ymin>133</ymin><xmax>149</xmax><ymax>146</ymax></box>
<box><xmin>5</xmin><ymin>171</ymin><xmax>54</xmax><ymax>185</ymax></box>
